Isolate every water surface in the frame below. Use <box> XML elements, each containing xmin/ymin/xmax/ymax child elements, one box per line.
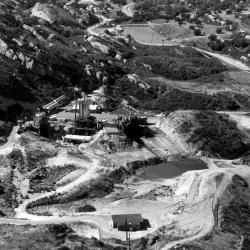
<box><xmin>139</xmin><ymin>158</ymin><xmax>207</xmax><ymax>180</ymax></box>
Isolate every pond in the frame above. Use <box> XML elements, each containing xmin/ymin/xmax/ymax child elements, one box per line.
<box><xmin>138</xmin><ymin>158</ymin><xmax>207</xmax><ymax>180</ymax></box>
<box><xmin>122</xmin><ymin>25</ymin><xmax>177</xmax><ymax>45</ymax></box>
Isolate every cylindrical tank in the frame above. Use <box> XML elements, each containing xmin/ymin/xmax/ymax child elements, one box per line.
<box><xmin>78</xmin><ymin>98</ymin><xmax>90</xmax><ymax>119</ymax></box>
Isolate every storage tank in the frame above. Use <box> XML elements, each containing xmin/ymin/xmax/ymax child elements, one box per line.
<box><xmin>78</xmin><ymin>97</ymin><xmax>90</xmax><ymax>119</ymax></box>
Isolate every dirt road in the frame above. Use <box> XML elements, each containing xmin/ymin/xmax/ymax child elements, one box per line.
<box><xmin>195</xmin><ymin>47</ymin><xmax>250</xmax><ymax>71</ymax></box>
<box><xmin>0</xmin><ymin>126</ymin><xmax>19</xmax><ymax>155</ymax></box>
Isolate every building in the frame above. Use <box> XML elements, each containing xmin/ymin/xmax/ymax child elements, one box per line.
<box><xmin>111</xmin><ymin>214</ymin><xmax>149</xmax><ymax>232</ymax></box>
<box><xmin>43</xmin><ymin>95</ymin><xmax>66</xmax><ymax>112</ymax></box>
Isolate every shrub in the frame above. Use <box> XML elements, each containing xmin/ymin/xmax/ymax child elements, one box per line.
<box><xmin>216</xmin><ymin>27</ymin><xmax>223</xmax><ymax>34</ymax></box>
<box><xmin>194</xmin><ymin>29</ymin><xmax>202</xmax><ymax>36</ymax></box>
<box><xmin>208</xmin><ymin>34</ymin><xmax>217</xmax><ymax>41</ymax></box>
<box><xmin>76</xmin><ymin>204</ymin><xmax>96</xmax><ymax>212</ymax></box>
<box><xmin>189</xmin><ymin>25</ymin><xmax>195</xmax><ymax>30</ymax></box>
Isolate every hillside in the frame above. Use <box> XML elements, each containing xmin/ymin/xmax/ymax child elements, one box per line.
<box><xmin>159</xmin><ymin>110</ymin><xmax>247</xmax><ymax>158</ymax></box>
<box><xmin>0</xmin><ymin>0</ymin><xmax>130</xmax><ymax>121</ymax></box>
<box><xmin>105</xmin><ymin>44</ymin><xmax>250</xmax><ymax>112</ymax></box>
<box><xmin>2</xmin><ymin>0</ymin><xmax>250</xmax><ymax>122</ymax></box>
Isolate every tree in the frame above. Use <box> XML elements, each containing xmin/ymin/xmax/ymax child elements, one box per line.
<box><xmin>216</xmin><ymin>27</ymin><xmax>223</xmax><ymax>34</ymax></box>
<box><xmin>189</xmin><ymin>25</ymin><xmax>195</xmax><ymax>30</ymax></box>
<box><xmin>194</xmin><ymin>29</ymin><xmax>202</xmax><ymax>36</ymax></box>
<box><xmin>208</xmin><ymin>34</ymin><xmax>217</xmax><ymax>41</ymax></box>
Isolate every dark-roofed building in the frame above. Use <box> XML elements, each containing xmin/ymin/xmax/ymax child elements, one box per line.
<box><xmin>111</xmin><ymin>214</ymin><xmax>150</xmax><ymax>231</ymax></box>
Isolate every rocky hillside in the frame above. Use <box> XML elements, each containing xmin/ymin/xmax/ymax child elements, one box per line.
<box><xmin>0</xmin><ymin>0</ymin><xmax>131</xmax><ymax>121</ymax></box>
<box><xmin>160</xmin><ymin>110</ymin><xmax>247</xmax><ymax>158</ymax></box>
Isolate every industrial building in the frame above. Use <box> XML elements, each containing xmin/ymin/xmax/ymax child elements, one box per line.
<box><xmin>62</xmin><ymin>93</ymin><xmax>103</xmax><ymax>144</ymax></box>
<box><xmin>111</xmin><ymin>214</ymin><xmax>150</xmax><ymax>231</ymax></box>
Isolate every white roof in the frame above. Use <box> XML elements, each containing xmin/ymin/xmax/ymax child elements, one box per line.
<box><xmin>90</xmin><ymin>104</ymin><xmax>98</xmax><ymax>110</ymax></box>
<box><xmin>63</xmin><ymin>135</ymin><xmax>92</xmax><ymax>142</ymax></box>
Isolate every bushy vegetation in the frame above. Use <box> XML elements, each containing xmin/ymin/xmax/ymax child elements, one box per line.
<box><xmin>30</xmin><ymin>164</ymin><xmax>78</xmax><ymax>193</ymax></box>
<box><xmin>0</xmin><ymin>169</ymin><xmax>18</xmax><ymax>215</ymax></box>
<box><xmin>132</xmin><ymin>0</ymin><xmax>248</xmax><ymax>22</ymax></box>
<box><xmin>208</xmin><ymin>32</ymin><xmax>250</xmax><ymax>59</ymax></box>
<box><xmin>135</xmin><ymin>55</ymin><xmax>225</xmax><ymax>80</ymax></box>
<box><xmin>8</xmin><ymin>149</ymin><xmax>25</xmax><ymax>173</ymax></box>
<box><xmin>170</xmin><ymin>111</ymin><xmax>247</xmax><ymax>158</ymax></box>
<box><xmin>0</xmin><ymin>223</ymin><xmax>125</xmax><ymax>250</ymax></box>
<box><xmin>22</xmin><ymin>135</ymin><xmax>58</xmax><ymax>171</ymax></box>
<box><xmin>76</xmin><ymin>204</ymin><xmax>96</xmax><ymax>212</ymax></box>
<box><xmin>111</xmin><ymin>0</ymin><xmax>126</xmax><ymax>5</ymax></box>
<box><xmin>106</xmin><ymin>44</ymin><xmax>240</xmax><ymax>112</ymax></box>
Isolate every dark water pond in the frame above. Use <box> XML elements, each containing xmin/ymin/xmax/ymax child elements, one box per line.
<box><xmin>138</xmin><ymin>158</ymin><xmax>207</xmax><ymax>180</ymax></box>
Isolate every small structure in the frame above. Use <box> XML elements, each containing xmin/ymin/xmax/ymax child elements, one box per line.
<box><xmin>33</xmin><ymin>112</ymin><xmax>49</xmax><ymax>137</ymax></box>
<box><xmin>111</xmin><ymin>214</ymin><xmax>149</xmax><ymax>231</ymax></box>
<box><xmin>73</xmin><ymin>94</ymin><xmax>97</xmax><ymax>136</ymax></box>
<box><xmin>43</xmin><ymin>95</ymin><xmax>66</xmax><ymax>112</ymax></box>
<box><xmin>63</xmin><ymin>134</ymin><xmax>92</xmax><ymax>144</ymax></box>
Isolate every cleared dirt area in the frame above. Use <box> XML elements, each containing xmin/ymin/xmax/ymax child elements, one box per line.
<box><xmin>151</xmin><ymin>21</ymin><xmax>194</xmax><ymax>40</ymax></box>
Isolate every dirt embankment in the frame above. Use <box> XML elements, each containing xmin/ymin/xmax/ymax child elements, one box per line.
<box><xmin>171</xmin><ymin>175</ymin><xmax>250</xmax><ymax>250</ymax></box>
<box><xmin>27</xmin><ymin>156</ymin><xmax>160</xmax><ymax>211</ymax></box>
<box><xmin>159</xmin><ymin>110</ymin><xmax>248</xmax><ymax>159</ymax></box>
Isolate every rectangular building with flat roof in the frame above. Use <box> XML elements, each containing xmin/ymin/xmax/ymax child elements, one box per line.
<box><xmin>111</xmin><ymin>214</ymin><xmax>149</xmax><ymax>231</ymax></box>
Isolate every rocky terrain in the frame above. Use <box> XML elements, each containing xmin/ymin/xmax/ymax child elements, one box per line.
<box><xmin>1</xmin><ymin>0</ymin><xmax>250</xmax><ymax>249</ymax></box>
<box><xmin>0</xmin><ymin>0</ymin><xmax>130</xmax><ymax>121</ymax></box>
<box><xmin>2</xmin><ymin>0</ymin><xmax>250</xmax><ymax>122</ymax></box>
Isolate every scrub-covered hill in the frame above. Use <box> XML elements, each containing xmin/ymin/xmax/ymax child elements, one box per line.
<box><xmin>159</xmin><ymin>110</ymin><xmax>247</xmax><ymax>158</ymax></box>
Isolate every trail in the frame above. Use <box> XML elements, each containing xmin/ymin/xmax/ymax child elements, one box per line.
<box><xmin>0</xmin><ymin>126</ymin><xmax>19</xmax><ymax>155</ymax></box>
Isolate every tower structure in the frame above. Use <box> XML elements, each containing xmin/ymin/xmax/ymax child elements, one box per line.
<box><xmin>74</xmin><ymin>93</ymin><xmax>96</xmax><ymax>135</ymax></box>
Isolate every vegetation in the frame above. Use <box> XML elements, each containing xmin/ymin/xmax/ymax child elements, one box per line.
<box><xmin>207</xmin><ymin>32</ymin><xmax>250</xmax><ymax>63</ymax></box>
<box><xmin>169</xmin><ymin>111</ymin><xmax>247</xmax><ymax>158</ymax></box>
<box><xmin>76</xmin><ymin>204</ymin><xmax>96</xmax><ymax>212</ymax></box>
<box><xmin>111</xmin><ymin>0</ymin><xmax>126</xmax><ymax>5</ymax></box>
<box><xmin>30</xmin><ymin>164</ymin><xmax>78</xmax><ymax>193</ymax></box>
<box><xmin>135</xmin><ymin>55</ymin><xmax>225</xmax><ymax>80</ymax></box>
<box><xmin>0</xmin><ymin>223</ymin><xmax>125</xmax><ymax>250</ymax></box>
<box><xmin>132</xmin><ymin>0</ymin><xmax>249</xmax><ymax>22</ymax></box>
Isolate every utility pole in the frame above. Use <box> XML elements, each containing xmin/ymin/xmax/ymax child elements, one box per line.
<box><xmin>99</xmin><ymin>228</ymin><xmax>102</xmax><ymax>240</ymax></box>
<box><xmin>128</xmin><ymin>231</ymin><xmax>131</xmax><ymax>250</ymax></box>
<box><xmin>125</xmin><ymin>218</ymin><xmax>128</xmax><ymax>241</ymax></box>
